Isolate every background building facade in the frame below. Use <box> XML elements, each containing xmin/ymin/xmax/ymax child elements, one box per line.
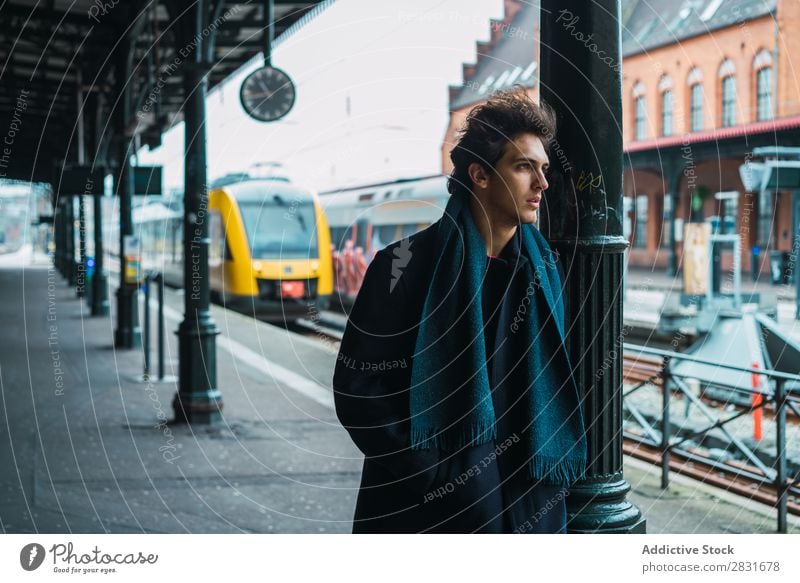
<box><xmin>443</xmin><ymin>0</ymin><xmax>800</xmax><ymax>276</ymax></box>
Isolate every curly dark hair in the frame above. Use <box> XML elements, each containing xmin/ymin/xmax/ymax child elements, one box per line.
<box><xmin>447</xmin><ymin>88</ymin><xmax>557</xmax><ymax>197</ymax></box>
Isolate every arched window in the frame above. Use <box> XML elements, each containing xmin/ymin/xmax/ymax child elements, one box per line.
<box><xmin>754</xmin><ymin>49</ymin><xmax>774</xmax><ymax>121</ymax></box>
<box><xmin>757</xmin><ymin>67</ymin><xmax>773</xmax><ymax>121</ymax></box>
<box><xmin>719</xmin><ymin>59</ymin><xmax>736</xmax><ymax>127</ymax></box>
<box><xmin>687</xmin><ymin>67</ymin><xmax>704</xmax><ymax>132</ymax></box>
<box><xmin>721</xmin><ymin>76</ymin><xmax>736</xmax><ymax>126</ymax></box>
<box><xmin>690</xmin><ymin>83</ymin><xmax>703</xmax><ymax>131</ymax></box>
<box><xmin>659</xmin><ymin>75</ymin><xmax>674</xmax><ymax>137</ymax></box>
<box><xmin>632</xmin><ymin>82</ymin><xmax>647</xmax><ymax>140</ymax></box>
<box><xmin>661</xmin><ymin>91</ymin><xmax>673</xmax><ymax>136</ymax></box>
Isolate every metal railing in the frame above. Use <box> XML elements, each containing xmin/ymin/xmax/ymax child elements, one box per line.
<box><xmin>622</xmin><ymin>342</ymin><xmax>800</xmax><ymax>533</ymax></box>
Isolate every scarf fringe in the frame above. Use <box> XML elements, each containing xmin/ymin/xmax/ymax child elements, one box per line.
<box><xmin>410</xmin><ymin>421</ymin><xmax>497</xmax><ymax>451</ymax></box>
<box><xmin>528</xmin><ymin>454</ymin><xmax>587</xmax><ymax>487</ymax></box>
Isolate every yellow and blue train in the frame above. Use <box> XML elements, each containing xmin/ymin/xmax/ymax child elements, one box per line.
<box><xmin>137</xmin><ymin>176</ymin><xmax>333</xmax><ymax>321</ymax></box>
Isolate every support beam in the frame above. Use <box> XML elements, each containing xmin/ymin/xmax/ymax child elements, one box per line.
<box><xmin>114</xmin><ymin>135</ymin><xmax>141</xmax><ymax>348</ymax></box>
<box><xmin>665</xmin><ymin>164</ymin><xmax>683</xmax><ymax>277</ymax></box>
<box><xmin>173</xmin><ymin>0</ymin><xmax>222</xmax><ymax>424</ymax></box>
<box><xmin>65</xmin><ymin>197</ymin><xmax>76</xmax><ymax>285</ymax></box>
<box><xmin>54</xmin><ymin>199</ymin><xmax>66</xmax><ymax>276</ymax></box>
<box><xmin>540</xmin><ymin>0</ymin><xmax>646</xmax><ymax>533</ymax></box>
<box><xmin>76</xmin><ymin>70</ymin><xmax>87</xmax><ymax>299</ymax></box>
<box><xmin>91</xmin><ymin>93</ymin><xmax>110</xmax><ymax>317</ymax></box>
<box><xmin>113</xmin><ymin>39</ymin><xmax>141</xmax><ymax>348</ymax></box>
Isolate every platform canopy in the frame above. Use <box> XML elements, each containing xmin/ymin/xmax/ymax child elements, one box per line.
<box><xmin>0</xmin><ymin>0</ymin><xmax>334</xmax><ymax>183</ymax></box>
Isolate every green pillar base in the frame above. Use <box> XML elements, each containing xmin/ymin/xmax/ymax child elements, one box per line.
<box><xmin>114</xmin><ymin>285</ymin><xmax>141</xmax><ymax>348</ymax></box>
<box><xmin>567</xmin><ymin>475</ymin><xmax>647</xmax><ymax>533</ymax></box>
<box><xmin>174</xmin><ymin>316</ymin><xmax>222</xmax><ymax>425</ymax></box>
<box><xmin>92</xmin><ymin>271</ymin><xmax>110</xmax><ymax>316</ymax></box>
<box><xmin>172</xmin><ymin>391</ymin><xmax>223</xmax><ymax>425</ymax></box>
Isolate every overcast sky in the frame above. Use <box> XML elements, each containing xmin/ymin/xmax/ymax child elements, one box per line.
<box><xmin>137</xmin><ymin>0</ymin><xmax>503</xmax><ymax>193</ymax></box>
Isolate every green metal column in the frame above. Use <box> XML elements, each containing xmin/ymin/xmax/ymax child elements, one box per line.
<box><xmin>540</xmin><ymin>0</ymin><xmax>646</xmax><ymax>533</ymax></box>
<box><xmin>77</xmin><ymin>195</ymin><xmax>87</xmax><ymax>297</ymax></box>
<box><xmin>173</xmin><ymin>0</ymin><xmax>222</xmax><ymax>424</ymax></box>
<box><xmin>114</xmin><ymin>135</ymin><xmax>141</xmax><ymax>348</ymax></box>
<box><xmin>665</xmin><ymin>164</ymin><xmax>682</xmax><ymax>277</ymax></box>
<box><xmin>91</xmin><ymin>91</ymin><xmax>110</xmax><ymax>317</ymax></box>
<box><xmin>54</xmin><ymin>198</ymin><xmax>65</xmax><ymax>276</ymax></box>
<box><xmin>114</xmin><ymin>41</ymin><xmax>141</xmax><ymax>348</ymax></box>
<box><xmin>92</xmin><ymin>189</ymin><xmax>110</xmax><ymax>316</ymax></box>
<box><xmin>65</xmin><ymin>197</ymin><xmax>76</xmax><ymax>285</ymax></box>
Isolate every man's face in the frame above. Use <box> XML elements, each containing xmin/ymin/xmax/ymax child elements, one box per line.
<box><xmin>472</xmin><ymin>133</ymin><xmax>550</xmax><ymax>227</ymax></box>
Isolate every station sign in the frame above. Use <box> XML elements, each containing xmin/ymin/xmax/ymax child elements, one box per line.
<box><xmin>55</xmin><ymin>165</ymin><xmax>107</xmax><ymax>197</ymax></box>
<box><xmin>133</xmin><ymin>166</ymin><xmax>163</xmax><ymax>196</ymax></box>
<box><xmin>683</xmin><ymin>222</ymin><xmax>711</xmax><ymax>295</ymax></box>
<box><xmin>53</xmin><ymin>165</ymin><xmax>163</xmax><ymax>197</ymax></box>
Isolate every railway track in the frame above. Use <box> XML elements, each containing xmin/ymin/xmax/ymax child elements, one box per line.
<box><xmin>290</xmin><ymin>315</ymin><xmax>344</xmax><ymax>344</ymax></box>
<box><xmin>624</xmin><ymin>439</ymin><xmax>800</xmax><ymax>516</ymax></box>
<box><xmin>622</xmin><ymin>352</ymin><xmax>800</xmax><ymax>517</ymax></box>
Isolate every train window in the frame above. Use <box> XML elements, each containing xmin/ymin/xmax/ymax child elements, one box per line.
<box><xmin>401</xmin><ymin>224</ymin><xmax>419</xmax><ymax>238</ymax></box>
<box><xmin>355</xmin><ymin>219</ymin><xmax>368</xmax><ymax>249</ymax></box>
<box><xmin>375</xmin><ymin>225</ymin><xmax>399</xmax><ymax>247</ymax></box>
<box><xmin>238</xmin><ymin>201</ymin><xmax>318</xmax><ymax>259</ymax></box>
<box><xmin>330</xmin><ymin>227</ymin><xmax>349</xmax><ymax>251</ymax></box>
<box><xmin>209</xmin><ymin>211</ymin><xmax>223</xmax><ymax>265</ymax></box>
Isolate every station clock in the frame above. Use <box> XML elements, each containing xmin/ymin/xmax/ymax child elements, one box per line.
<box><xmin>240</xmin><ymin>66</ymin><xmax>296</xmax><ymax>122</ymax></box>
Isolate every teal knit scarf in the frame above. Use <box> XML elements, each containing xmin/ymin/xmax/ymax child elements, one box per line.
<box><xmin>409</xmin><ymin>192</ymin><xmax>587</xmax><ymax>487</ymax></box>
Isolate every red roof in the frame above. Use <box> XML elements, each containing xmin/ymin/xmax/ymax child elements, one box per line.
<box><xmin>624</xmin><ymin>115</ymin><xmax>800</xmax><ymax>154</ymax></box>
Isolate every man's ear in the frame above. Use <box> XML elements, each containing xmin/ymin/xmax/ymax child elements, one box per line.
<box><xmin>467</xmin><ymin>162</ymin><xmax>490</xmax><ymax>190</ymax></box>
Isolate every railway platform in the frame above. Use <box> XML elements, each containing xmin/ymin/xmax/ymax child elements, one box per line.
<box><xmin>624</xmin><ymin>267</ymin><xmax>800</xmax><ymax>342</ymax></box>
<box><xmin>1</xmin><ymin>255</ymin><xmax>798</xmax><ymax>534</ymax></box>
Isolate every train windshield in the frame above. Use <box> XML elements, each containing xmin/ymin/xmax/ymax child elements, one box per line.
<box><xmin>238</xmin><ymin>200</ymin><xmax>318</xmax><ymax>259</ymax></box>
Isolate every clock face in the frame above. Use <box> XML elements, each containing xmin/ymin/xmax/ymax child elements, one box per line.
<box><xmin>240</xmin><ymin>66</ymin><xmax>296</xmax><ymax>122</ymax></box>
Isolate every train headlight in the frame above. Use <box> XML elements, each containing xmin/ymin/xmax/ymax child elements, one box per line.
<box><xmin>252</xmin><ymin>261</ymin><xmax>263</xmax><ymax>272</ymax></box>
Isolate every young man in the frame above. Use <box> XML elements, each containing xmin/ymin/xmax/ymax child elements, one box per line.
<box><xmin>333</xmin><ymin>89</ymin><xmax>587</xmax><ymax>533</ymax></box>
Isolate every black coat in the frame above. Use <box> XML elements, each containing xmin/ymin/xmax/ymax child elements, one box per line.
<box><xmin>333</xmin><ymin>222</ymin><xmax>569</xmax><ymax>533</ymax></box>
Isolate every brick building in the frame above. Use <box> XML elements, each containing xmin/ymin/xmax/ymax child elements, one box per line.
<box><xmin>443</xmin><ymin>0</ymin><xmax>800</xmax><ymax>276</ymax></box>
